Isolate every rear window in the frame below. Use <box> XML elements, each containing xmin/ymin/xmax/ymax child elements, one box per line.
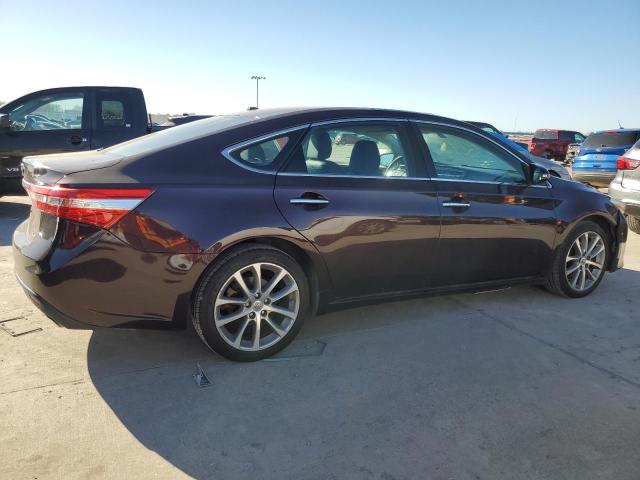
<box><xmin>583</xmin><ymin>131</ymin><xmax>640</xmax><ymax>148</ymax></box>
<box><xmin>534</xmin><ymin>130</ymin><xmax>558</xmax><ymax>140</ymax></box>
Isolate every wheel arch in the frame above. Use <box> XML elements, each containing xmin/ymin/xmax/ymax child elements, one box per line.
<box><xmin>190</xmin><ymin>236</ymin><xmax>328</xmax><ymax>317</ymax></box>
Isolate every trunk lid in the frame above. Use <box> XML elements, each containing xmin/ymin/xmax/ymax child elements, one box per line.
<box><xmin>22</xmin><ymin>149</ymin><xmax>123</xmax><ymax>185</ymax></box>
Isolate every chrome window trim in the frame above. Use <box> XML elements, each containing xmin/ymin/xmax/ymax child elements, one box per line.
<box><xmin>221</xmin><ymin>124</ymin><xmax>311</xmax><ymax>174</ymax></box>
<box><xmin>277</xmin><ymin>172</ymin><xmax>432</xmax><ymax>181</ymax></box>
<box><xmin>310</xmin><ymin>117</ymin><xmax>409</xmax><ymax>127</ymax></box>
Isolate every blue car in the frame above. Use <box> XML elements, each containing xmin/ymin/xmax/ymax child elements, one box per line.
<box><xmin>573</xmin><ymin>129</ymin><xmax>640</xmax><ymax>187</ymax></box>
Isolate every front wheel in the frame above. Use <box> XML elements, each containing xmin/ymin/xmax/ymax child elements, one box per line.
<box><xmin>192</xmin><ymin>245</ymin><xmax>309</xmax><ymax>361</ymax></box>
<box><xmin>544</xmin><ymin>221</ymin><xmax>610</xmax><ymax>298</ymax></box>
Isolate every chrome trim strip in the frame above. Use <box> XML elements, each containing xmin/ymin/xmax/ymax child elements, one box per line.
<box><xmin>277</xmin><ymin>172</ymin><xmax>432</xmax><ymax>181</ymax></box>
<box><xmin>310</xmin><ymin>117</ymin><xmax>408</xmax><ymax>127</ymax></box>
<box><xmin>442</xmin><ymin>202</ymin><xmax>471</xmax><ymax>208</ymax></box>
<box><xmin>221</xmin><ymin>124</ymin><xmax>311</xmax><ymax>174</ymax></box>
<box><xmin>289</xmin><ymin>198</ymin><xmax>329</xmax><ymax>205</ymax></box>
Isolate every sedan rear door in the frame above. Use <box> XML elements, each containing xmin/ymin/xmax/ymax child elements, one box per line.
<box><xmin>274</xmin><ymin>119</ymin><xmax>441</xmax><ymax>300</ymax></box>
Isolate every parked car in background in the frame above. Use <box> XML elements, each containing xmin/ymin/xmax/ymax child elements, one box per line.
<box><xmin>565</xmin><ymin>143</ymin><xmax>582</xmax><ymax>166</ymax></box>
<box><xmin>14</xmin><ymin>107</ymin><xmax>627</xmax><ymax>361</ymax></box>
<box><xmin>529</xmin><ymin>129</ymin><xmax>586</xmax><ymax>161</ymax></box>
<box><xmin>0</xmin><ymin>86</ymin><xmax>207</xmax><ymax>195</ymax></box>
<box><xmin>573</xmin><ymin>129</ymin><xmax>640</xmax><ymax>188</ymax></box>
<box><xmin>466</xmin><ymin>121</ymin><xmax>571</xmax><ymax>180</ymax></box>
<box><xmin>609</xmin><ymin>139</ymin><xmax>640</xmax><ymax>234</ymax></box>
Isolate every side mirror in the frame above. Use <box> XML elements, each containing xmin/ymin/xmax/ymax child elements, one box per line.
<box><xmin>532</xmin><ymin>165</ymin><xmax>551</xmax><ymax>184</ymax></box>
<box><xmin>0</xmin><ymin>114</ymin><xmax>11</xmax><ymax>129</ymax></box>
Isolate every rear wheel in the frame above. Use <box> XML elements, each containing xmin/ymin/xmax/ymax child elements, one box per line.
<box><xmin>192</xmin><ymin>245</ymin><xmax>309</xmax><ymax>361</ymax></box>
<box><xmin>544</xmin><ymin>221</ymin><xmax>610</xmax><ymax>298</ymax></box>
<box><xmin>627</xmin><ymin>215</ymin><xmax>640</xmax><ymax>235</ymax></box>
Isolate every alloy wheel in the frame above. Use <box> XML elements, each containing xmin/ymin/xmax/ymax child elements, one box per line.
<box><xmin>565</xmin><ymin>231</ymin><xmax>606</xmax><ymax>292</ymax></box>
<box><xmin>214</xmin><ymin>262</ymin><xmax>300</xmax><ymax>351</ymax></box>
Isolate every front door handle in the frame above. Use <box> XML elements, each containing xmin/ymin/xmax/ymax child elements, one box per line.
<box><xmin>290</xmin><ymin>197</ymin><xmax>329</xmax><ymax>205</ymax></box>
<box><xmin>442</xmin><ymin>201</ymin><xmax>471</xmax><ymax>208</ymax></box>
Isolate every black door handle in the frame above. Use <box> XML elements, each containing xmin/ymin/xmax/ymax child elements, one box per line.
<box><xmin>69</xmin><ymin>135</ymin><xmax>85</xmax><ymax>146</ymax></box>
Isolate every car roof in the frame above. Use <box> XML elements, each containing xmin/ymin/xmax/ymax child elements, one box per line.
<box><xmin>590</xmin><ymin>128</ymin><xmax>640</xmax><ymax>134</ymax></box>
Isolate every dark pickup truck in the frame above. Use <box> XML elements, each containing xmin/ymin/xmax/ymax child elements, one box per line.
<box><xmin>0</xmin><ymin>86</ymin><xmax>208</xmax><ymax>194</ymax></box>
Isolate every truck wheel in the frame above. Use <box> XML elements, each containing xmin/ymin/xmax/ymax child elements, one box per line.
<box><xmin>627</xmin><ymin>216</ymin><xmax>640</xmax><ymax>235</ymax></box>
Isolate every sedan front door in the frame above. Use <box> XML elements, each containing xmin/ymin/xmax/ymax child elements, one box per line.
<box><xmin>415</xmin><ymin>122</ymin><xmax>558</xmax><ymax>287</ymax></box>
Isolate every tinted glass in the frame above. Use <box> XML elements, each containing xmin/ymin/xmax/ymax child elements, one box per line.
<box><xmin>583</xmin><ymin>131</ymin><xmax>640</xmax><ymax>148</ymax></box>
<box><xmin>420</xmin><ymin>126</ymin><xmax>526</xmax><ymax>183</ymax></box>
<box><xmin>6</xmin><ymin>93</ymin><xmax>84</xmax><ymax>131</ymax></box>
<box><xmin>235</xmin><ymin>136</ymin><xmax>289</xmax><ymax>168</ymax></box>
<box><xmin>559</xmin><ymin>131</ymin><xmax>575</xmax><ymax>141</ymax></box>
<box><xmin>99</xmin><ymin>100</ymin><xmax>126</xmax><ymax>128</ymax></box>
<box><xmin>534</xmin><ymin>130</ymin><xmax>558</xmax><ymax>140</ymax></box>
<box><xmin>285</xmin><ymin>123</ymin><xmax>415</xmax><ymax>177</ymax></box>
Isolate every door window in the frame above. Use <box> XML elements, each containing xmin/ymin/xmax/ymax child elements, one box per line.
<box><xmin>99</xmin><ymin>100</ymin><xmax>126</xmax><ymax>128</ymax></box>
<box><xmin>6</xmin><ymin>93</ymin><xmax>84</xmax><ymax>131</ymax></box>
<box><xmin>419</xmin><ymin>125</ymin><xmax>527</xmax><ymax>183</ymax></box>
<box><xmin>284</xmin><ymin>122</ymin><xmax>417</xmax><ymax>178</ymax></box>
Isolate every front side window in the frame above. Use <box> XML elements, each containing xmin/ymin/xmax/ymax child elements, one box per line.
<box><xmin>534</xmin><ymin>130</ymin><xmax>558</xmax><ymax>140</ymax></box>
<box><xmin>233</xmin><ymin>136</ymin><xmax>290</xmax><ymax>169</ymax></box>
<box><xmin>575</xmin><ymin>133</ymin><xmax>586</xmax><ymax>143</ymax></box>
<box><xmin>285</xmin><ymin>122</ymin><xmax>415</xmax><ymax>178</ymax></box>
<box><xmin>420</xmin><ymin>126</ymin><xmax>527</xmax><ymax>184</ymax></box>
<box><xmin>6</xmin><ymin>93</ymin><xmax>84</xmax><ymax>131</ymax></box>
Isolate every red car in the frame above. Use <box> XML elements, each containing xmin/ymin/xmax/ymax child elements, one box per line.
<box><xmin>529</xmin><ymin>129</ymin><xmax>585</xmax><ymax>160</ymax></box>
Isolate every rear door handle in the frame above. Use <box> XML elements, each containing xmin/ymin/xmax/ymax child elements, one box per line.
<box><xmin>69</xmin><ymin>135</ymin><xmax>86</xmax><ymax>146</ymax></box>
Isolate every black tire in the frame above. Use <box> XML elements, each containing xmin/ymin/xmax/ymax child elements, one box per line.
<box><xmin>627</xmin><ymin>215</ymin><xmax>640</xmax><ymax>235</ymax></box>
<box><xmin>192</xmin><ymin>245</ymin><xmax>310</xmax><ymax>362</ymax></box>
<box><xmin>543</xmin><ymin>221</ymin><xmax>610</xmax><ymax>298</ymax></box>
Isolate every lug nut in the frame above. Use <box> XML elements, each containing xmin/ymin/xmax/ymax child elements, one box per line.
<box><xmin>249</xmin><ymin>312</ymin><xmax>256</xmax><ymax>319</ymax></box>
<box><xmin>261</xmin><ymin>310</ymin><xmax>267</xmax><ymax>316</ymax></box>
<box><xmin>264</xmin><ymin>298</ymin><xmax>270</xmax><ymax>305</ymax></box>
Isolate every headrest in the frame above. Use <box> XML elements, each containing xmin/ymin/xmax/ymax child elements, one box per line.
<box><xmin>310</xmin><ymin>130</ymin><xmax>332</xmax><ymax>161</ymax></box>
<box><xmin>350</xmin><ymin>140</ymin><xmax>380</xmax><ymax>176</ymax></box>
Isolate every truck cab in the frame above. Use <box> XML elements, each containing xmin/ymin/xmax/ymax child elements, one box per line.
<box><xmin>0</xmin><ymin>86</ymin><xmax>151</xmax><ymax>194</ymax></box>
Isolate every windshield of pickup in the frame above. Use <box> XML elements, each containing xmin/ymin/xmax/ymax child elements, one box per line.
<box><xmin>534</xmin><ymin>130</ymin><xmax>558</xmax><ymax>140</ymax></box>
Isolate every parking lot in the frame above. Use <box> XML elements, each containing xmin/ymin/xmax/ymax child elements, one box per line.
<box><xmin>1</xmin><ymin>193</ymin><xmax>640</xmax><ymax>479</ymax></box>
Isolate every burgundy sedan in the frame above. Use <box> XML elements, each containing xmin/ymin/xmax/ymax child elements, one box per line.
<box><xmin>14</xmin><ymin>108</ymin><xmax>627</xmax><ymax>361</ymax></box>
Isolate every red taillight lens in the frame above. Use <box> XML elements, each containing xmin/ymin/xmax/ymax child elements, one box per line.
<box><xmin>25</xmin><ymin>183</ymin><xmax>155</xmax><ymax>228</ymax></box>
<box><xmin>617</xmin><ymin>156</ymin><xmax>640</xmax><ymax>170</ymax></box>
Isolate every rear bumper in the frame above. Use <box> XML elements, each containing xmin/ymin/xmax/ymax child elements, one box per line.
<box><xmin>609</xmin><ymin>179</ymin><xmax>640</xmax><ymax>218</ymax></box>
<box><xmin>13</xmin><ymin>220</ymin><xmax>203</xmax><ymax>329</ymax></box>
<box><xmin>572</xmin><ymin>170</ymin><xmax>616</xmax><ymax>188</ymax></box>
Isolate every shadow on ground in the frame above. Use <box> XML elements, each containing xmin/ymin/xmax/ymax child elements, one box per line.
<box><xmin>86</xmin><ymin>274</ymin><xmax>640</xmax><ymax>479</ymax></box>
<box><xmin>0</xmin><ymin>199</ymin><xmax>30</xmax><ymax>246</ymax></box>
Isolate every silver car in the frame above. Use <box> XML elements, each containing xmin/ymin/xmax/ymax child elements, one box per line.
<box><xmin>609</xmin><ymin>139</ymin><xmax>640</xmax><ymax>234</ymax></box>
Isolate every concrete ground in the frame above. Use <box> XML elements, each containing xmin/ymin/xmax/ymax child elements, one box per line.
<box><xmin>1</xmin><ymin>193</ymin><xmax>640</xmax><ymax>480</ymax></box>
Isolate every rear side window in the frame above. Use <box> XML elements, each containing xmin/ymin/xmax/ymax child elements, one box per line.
<box><xmin>96</xmin><ymin>92</ymin><xmax>131</xmax><ymax>130</ymax></box>
<box><xmin>233</xmin><ymin>136</ymin><xmax>290</xmax><ymax>169</ymax></box>
<box><xmin>534</xmin><ymin>130</ymin><xmax>558</xmax><ymax>140</ymax></box>
<box><xmin>583</xmin><ymin>131</ymin><xmax>640</xmax><ymax>148</ymax></box>
<box><xmin>100</xmin><ymin>100</ymin><xmax>125</xmax><ymax>128</ymax></box>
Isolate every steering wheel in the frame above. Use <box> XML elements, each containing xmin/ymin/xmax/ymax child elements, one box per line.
<box><xmin>384</xmin><ymin>156</ymin><xmax>407</xmax><ymax>177</ymax></box>
<box><xmin>24</xmin><ymin>114</ymin><xmax>39</xmax><ymax>131</ymax></box>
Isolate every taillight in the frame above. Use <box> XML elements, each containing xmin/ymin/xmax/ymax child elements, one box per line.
<box><xmin>617</xmin><ymin>156</ymin><xmax>640</xmax><ymax>170</ymax></box>
<box><xmin>24</xmin><ymin>183</ymin><xmax>155</xmax><ymax>228</ymax></box>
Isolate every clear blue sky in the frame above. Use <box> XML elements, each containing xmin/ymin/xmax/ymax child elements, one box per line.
<box><xmin>1</xmin><ymin>0</ymin><xmax>638</xmax><ymax>132</ymax></box>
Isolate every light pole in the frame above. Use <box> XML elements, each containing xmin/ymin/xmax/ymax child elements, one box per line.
<box><xmin>250</xmin><ymin>75</ymin><xmax>265</xmax><ymax>109</ymax></box>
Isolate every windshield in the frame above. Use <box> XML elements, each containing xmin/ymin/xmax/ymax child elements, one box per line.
<box><xmin>534</xmin><ymin>130</ymin><xmax>558</xmax><ymax>140</ymax></box>
<box><xmin>583</xmin><ymin>131</ymin><xmax>640</xmax><ymax>148</ymax></box>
